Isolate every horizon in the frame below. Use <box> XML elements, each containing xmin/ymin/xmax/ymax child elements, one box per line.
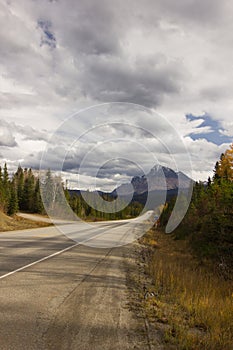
<box><xmin>3</xmin><ymin>161</ymin><xmax>197</xmax><ymax>193</ymax></box>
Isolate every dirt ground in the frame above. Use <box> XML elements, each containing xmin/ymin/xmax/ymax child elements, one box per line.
<box><xmin>0</xmin><ymin>211</ymin><xmax>52</xmax><ymax>232</ymax></box>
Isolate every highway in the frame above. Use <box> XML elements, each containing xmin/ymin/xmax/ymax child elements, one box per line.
<box><xmin>0</xmin><ymin>212</ymin><xmax>153</xmax><ymax>350</ymax></box>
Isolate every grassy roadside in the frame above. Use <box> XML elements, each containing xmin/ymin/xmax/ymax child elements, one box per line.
<box><xmin>138</xmin><ymin>228</ymin><xmax>233</xmax><ymax>350</ymax></box>
<box><xmin>0</xmin><ymin>211</ymin><xmax>52</xmax><ymax>232</ymax></box>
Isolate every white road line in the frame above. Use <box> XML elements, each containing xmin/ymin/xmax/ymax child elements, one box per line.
<box><xmin>0</xmin><ymin>229</ymin><xmax>108</xmax><ymax>281</ymax></box>
<box><xmin>0</xmin><ymin>214</ymin><xmax>151</xmax><ymax>281</ymax></box>
<box><xmin>0</xmin><ymin>242</ymin><xmax>79</xmax><ymax>280</ymax></box>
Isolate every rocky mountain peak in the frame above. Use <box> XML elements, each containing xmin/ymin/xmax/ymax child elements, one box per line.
<box><xmin>116</xmin><ymin>164</ymin><xmax>192</xmax><ymax>195</ymax></box>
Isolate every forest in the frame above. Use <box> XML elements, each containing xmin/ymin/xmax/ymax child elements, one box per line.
<box><xmin>0</xmin><ymin>165</ymin><xmax>43</xmax><ymax>216</ymax></box>
<box><xmin>0</xmin><ymin>165</ymin><xmax>143</xmax><ymax>220</ymax></box>
<box><xmin>159</xmin><ymin>143</ymin><xmax>233</xmax><ymax>274</ymax></box>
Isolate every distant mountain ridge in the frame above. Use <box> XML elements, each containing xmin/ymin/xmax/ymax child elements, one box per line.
<box><xmin>68</xmin><ymin>165</ymin><xmax>193</xmax><ymax>209</ymax></box>
<box><xmin>115</xmin><ymin>165</ymin><xmax>192</xmax><ymax>196</ymax></box>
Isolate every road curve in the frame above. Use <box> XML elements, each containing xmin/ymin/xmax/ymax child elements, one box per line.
<box><xmin>0</xmin><ymin>213</ymin><xmax>153</xmax><ymax>349</ymax></box>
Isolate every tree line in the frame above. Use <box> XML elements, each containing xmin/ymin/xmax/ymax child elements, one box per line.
<box><xmin>159</xmin><ymin>143</ymin><xmax>233</xmax><ymax>275</ymax></box>
<box><xmin>69</xmin><ymin>191</ymin><xmax>143</xmax><ymax>220</ymax></box>
<box><xmin>0</xmin><ymin>164</ymin><xmax>43</xmax><ymax>216</ymax></box>
<box><xmin>0</xmin><ymin>165</ymin><xmax>143</xmax><ymax>220</ymax></box>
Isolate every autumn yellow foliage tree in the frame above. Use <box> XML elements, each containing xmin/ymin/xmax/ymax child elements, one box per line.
<box><xmin>214</xmin><ymin>143</ymin><xmax>233</xmax><ymax>181</ymax></box>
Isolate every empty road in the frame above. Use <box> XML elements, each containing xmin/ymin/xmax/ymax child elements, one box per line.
<box><xmin>0</xmin><ymin>212</ymin><xmax>153</xmax><ymax>349</ymax></box>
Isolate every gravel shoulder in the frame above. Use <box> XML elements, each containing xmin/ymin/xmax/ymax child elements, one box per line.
<box><xmin>44</xmin><ymin>245</ymin><xmax>149</xmax><ymax>350</ymax></box>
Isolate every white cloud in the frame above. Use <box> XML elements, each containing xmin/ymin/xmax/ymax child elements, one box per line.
<box><xmin>0</xmin><ymin>0</ymin><xmax>233</xmax><ymax>188</ymax></box>
<box><xmin>0</xmin><ymin>125</ymin><xmax>17</xmax><ymax>147</ymax></box>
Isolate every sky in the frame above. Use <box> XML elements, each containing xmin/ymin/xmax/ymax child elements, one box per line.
<box><xmin>0</xmin><ymin>0</ymin><xmax>233</xmax><ymax>191</ymax></box>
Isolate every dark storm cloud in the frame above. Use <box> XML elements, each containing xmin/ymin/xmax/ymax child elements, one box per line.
<box><xmin>80</xmin><ymin>56</ymin><xmax>184</xmax><ymax>107</ymax></box>
<box><xmin>0</xmin><ymin>0</ymin><xmax>228</xmax><ymax>112</ymax></box>
<box><xmin>52</xmin><ymin>0</ymin><xmax>121</xmax><ymax>56</ymax></box>
<box><xmin>131</xmin><ymin>0</ymin><xmax>227</xmax><ymax>30</ymax></box>
<box><xmin>154</xmin><ymin>0</ymin><xmax>226</xmax><ymax>24</ymax></box>
<box><xmin>32</xmin><ymin>0</ymin><xmax>187</xmax><ymax>107</ymax></box>
<box><xmin>96</xmin><ymin>159</ymin><xmax>143</xmax><ymax>179</ymax></box>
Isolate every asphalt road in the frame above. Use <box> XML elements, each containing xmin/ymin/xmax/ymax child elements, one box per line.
<box><xmin>0</xmin><ymin>212</ymin><xmax>153</xmax><ymax>350</ymax></box>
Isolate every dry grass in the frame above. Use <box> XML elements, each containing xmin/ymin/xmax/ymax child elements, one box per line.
<box><xmin>141</xmin><ymin>229</ymin><xmax>233</xmax><ymax>350</ymax></box>
<box><xmin>0</xmin><ymin>211</ymin><xmax>52</xmax><ymax>232</ymax></box>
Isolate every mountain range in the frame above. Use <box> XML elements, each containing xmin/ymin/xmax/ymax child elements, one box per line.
<box><xmin>115</xmin><ymin>165</ymin><xmax>192</xmax><ymax>196</ymax></box>
<box><xmin>69</xmin><ymin>165</ymin><xmax>193</xmax><ymax>209</ymax></box>
<box><xmin>109</xmin><ymin>165</ymin><xmax>193</xmax><ymax>209</ymax></box>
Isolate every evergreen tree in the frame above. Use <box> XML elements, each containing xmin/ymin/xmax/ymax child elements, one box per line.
<box><xmin>8</xmin><ymin>180</ymin><xmax>18</xmax><ymax>215</ymax></box>
<box><xmin>213</xmin><ymin>161</ymin><xmax>221</xmax><ymax>183</ymax></box>
<box><xmin>21</xmin><ymin>168</ymin><xmax>35</xmax><ymax>212</ymax></box>
<box><xmin>2</xmin><ymin>163</ymin><xmax>10</xmax><ymax>213</ymax></box>
<box><xmin>15</xmin><ymin>165</ymin><xmax>24</xmax><ymax>209</ymax></box>
<box><xmin>33</xmin><ymin>179</ymin><xmax>44</xmax><ymax>214</ymax></box>
<box><xmin>0</xmin><ymin>166</ymin><xmax>3</xmax><ymax>211</ymax></box>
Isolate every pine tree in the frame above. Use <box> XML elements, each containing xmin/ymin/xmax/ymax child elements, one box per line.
<box><xmin>8</xmin><ymin>180</ymin><xmax>18</xmax><ymax>215</ymax></box>
<box><xmin>0</xmin><ymin>166</ymin><xmax>3</xmax><ymax>211</ymax></box>
<box><xmin>21</xmin><ymin>168</ymin><xmax>35</xmax><ymax>212</ymax></box>
<box><xmin>15</xmin><ymin>165</ymin><xmax>24</xmax><ymax>209</ymax></box>
<box><xmin>33</xmin><ymin>179</ymin><xmax>44</xmax><ymax>214</ymax></box>
<box><xmin>2</xmin><ymin>163</ymin><xmax>10</xmax><ymax>213</ymax></box>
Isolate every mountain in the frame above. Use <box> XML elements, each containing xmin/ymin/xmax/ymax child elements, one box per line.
<box><xmin>115</xmin><ymin>165</ymin><xmax>192</xmax><ymax>196</ymax></box>
<box><xmin>110</xmin><ymin>165</ymin><xmax>193</xmax><ymax>209</ymax></box>
<box><xmin>68</xmin><ymin>165</ymin><xmax>193</xmax><ymax>210</ymax></box>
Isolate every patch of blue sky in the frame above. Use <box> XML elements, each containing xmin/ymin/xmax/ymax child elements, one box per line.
<box><xmin>38</xmin><ymin>19</ymin><xmax>56</xmax><ymax>49</ymax></box>
<box><xmin>186</xmin><ymin>113</ymin><xmax>232</xmax><ymax>146</ymax></box>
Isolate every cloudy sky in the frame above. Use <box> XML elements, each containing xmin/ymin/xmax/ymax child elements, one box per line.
<box><xmin>0</xmin><ymin>0</ymin><xmax>233</xmax><ymax>190</ymax></box>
